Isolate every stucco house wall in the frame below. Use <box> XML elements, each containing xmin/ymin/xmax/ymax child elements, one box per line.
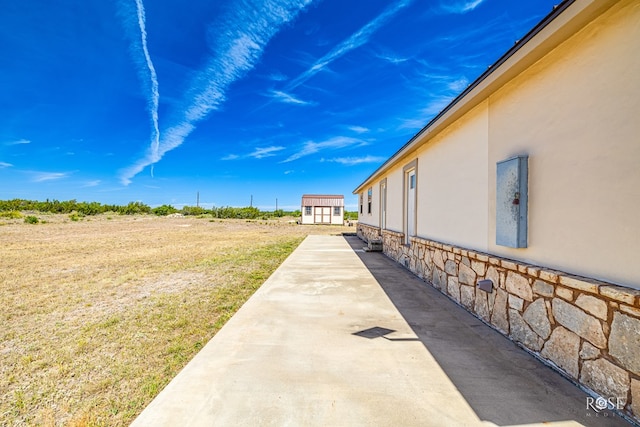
<box><xmin>358</xmin><ymin>169</ymin><xmax>406</xmax><ymax>232</ymax></box>
<box><xmin>358</xmin><ymin>0</ymin><xmax>640</xmax><ymax>287</ymax></box>
<box><xmin>416</xmin><ymin>101</ymin><xmax>489</xmax><ymax>252</ymax></box>
<box><xmin>359</xmin><ymin>185</ymin><xmax>380</xmax><ymax>227</ymax></box>
<box><xmin>486</xmin><ymin>0</ymin><xmax>640</xmax><ymax>287</ymax></box>
<box><xmin>353</xmin><ymin>0</ymin><xmax>640</xmax><ymax>422</ymax></box>
<box><xmin>384</xmin><ymin>170</ymin><xmax>403</xmax><ymax>232</ymax></box>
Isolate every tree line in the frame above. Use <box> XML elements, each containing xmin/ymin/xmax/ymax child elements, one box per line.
<box><xmin>0</xmin><ymin>199</ymin><xmax>358</xmax><ymax>220</ymax></box>
<box><xmin>0</xmin><ymin>198</ymin><xmax>300</xmax><ymax>219</ymax></box>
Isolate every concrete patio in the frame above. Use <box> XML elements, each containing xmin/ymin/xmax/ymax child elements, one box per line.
<box><xmin>131</xmin><ymin>235</ymin><xmax>632</xmax><ymax>426</ymax></box>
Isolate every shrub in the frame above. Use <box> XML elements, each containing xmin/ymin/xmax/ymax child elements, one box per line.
<box><xmin>344</xmin><ymin>210</ymin><xmax>358</xmax><ymax>220</ymax></box>
<box><xmin>181</xmin><ymin>206</ymin><xmax>206</xmax><ymax>216</ymax></box>
<box><xmin>69</xmin><ymin>212</ymin><xmax>83</xmax><ymax>222</ymax></box>
<box><xmin>24</xmin><ymin>216</ymin><xmax>39</xmax><ymax>224</ymax></box>
<box><xmin>152</xmin><ymin>205</ymin><xmax>178</xmax><ymax>216</ymax></box>
<box><xmin>119</xmin><ymin>201</ymin><xmax>151</xmax><ymax>215</ymax></box>
<box><xmin>0</xmin><ymin>210</ymin><xmax>23</xmax><ymax>219</ymax></box>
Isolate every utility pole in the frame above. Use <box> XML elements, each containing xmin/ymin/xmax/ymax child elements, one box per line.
<box><xmin>275</xmin><ymin>198</ymin><xmax>278</xmax><ymax>211</ymax></box>
<box><xmin>250</xmin><ymin>195</ymin><xmax>253</xmax><ymax>207</ymax></box>
<box><xmin>196</xmin><ymin>191</ymin><xmax>200</xmax><ymax>208</ymax></box>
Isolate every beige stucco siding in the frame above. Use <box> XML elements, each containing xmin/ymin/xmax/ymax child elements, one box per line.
<box><xmin>355</xmin><ymin>0</ymin><xmax>639</xmax><ymax>288</ymax></box>
<box><xmin>354</xmin><ymin>2</ymin><xmax>640</xmax><ymax>419</ymax></box>
<box><xmin>416</xmin><ymin>101</ymin><xmax>489</xmax><ymax>251</ymax></box>
<box><xmin>384</xmin><ymin>169</ymin><xmax>404</xmax><ymax>232</ymax></box>
<box><xmin>358</xmin><ymin>184</ymin><xmax>380</xmax><ymax>227</ymax></box>
<box><xmin>487</xmin><ymin>0</ymin><xmax>640</xmax><ymax>287</ymax></box>
<box><xmin>356</xmin><ymin>167</ymin><xmax>404</xmax><ymax>233</ymax></box>
<box><xmin>359</xmin><ymin>100</ymin><xmax>490</xmax><ymax>251</ymax></box>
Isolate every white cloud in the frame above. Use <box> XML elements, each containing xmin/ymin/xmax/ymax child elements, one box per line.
<box><xmin>375</xmin><ymin>52</ymin><xmax>411</xmax><ymax>65</ymax></box>
<box><xmin>286</xmin><ymin>0</ymin><xmax>414</xmax><ymax>90</ymax></box>
<box><xmin>269</xmin><ymin>90</ymin><xmax>313</xmax><ymax>105</ymax></box>
<box><xmin>398</xmin><ymin>118</ymin><xmax>427</xmax><ymax>130</ymax></box>
<box><xmin>398</xmin><ymin>95</ymin><xmax>455</xmax><ymax>130</ymax></box>
<box><xmin>5</xmin><ymin>139</ymin><xmax>30</xmax><ymax>146</ymax></box>
<box><xmin>267</xmin><ymin>71</ymin><xmax>288</xmax><ymax>81</ymax></box>
<box><xmin>421</xmin><ymin>95</ymin><xmax>456</xmax><ymax>116</ymax></box>
<box><xmin>0</xmin><ymin>161</ymin><xmax>13</xmax><ymax>168</ymax></box>
<box><xmin>399</xmin><ymin>94</ymin><xmax>456</xmax><ymax>129</ymax></box>
<box><xmin>82</xmin><ymin>180</ymin><xmax>101</xmax><ymax>187</ymax></box>
<box><xmin>448</xmin><ymin>77</ymin><xmax>470</xmax><ymax>92</ymax></box>
<box><xmin>348</xmin><ymin>126</ymin><xmax>369</xmax><ymax>134</ymax></box>
<box><xmin>31</xmin><ymin>172</ymin><xmax>68</xmax><ymax>182</ymax></box>
<box><xmin>325</xmin><ymin>155</ymin><xmax>386</xmax><ymax>166</ymax></box>
<box><xmin>249</xmin><ymin>146</ymin><xmax>285</xmax><ymax>159</ymax></box>
<box><xmin>120</xmin><ymin>0</ymin><xmax>314</xmax><ymax>185</ymax></box>
<box><xmin>222</xmin><ymin>145</ymin><xmax>285</xmax><ymax>160</ymax></box>
<box><xmin>441</xmin><ymin>0</ymin><xmax>485</xmax><ymax>14</ymax></box>
<box><xmin>398</xmin><ymin>66</ymin><xmax>472</xmax><ymax>130</ymax></box>
<box><xmin>282</xmin><ymin>136</ymin><xmax>365</xmax><ymax>163</ymax></box>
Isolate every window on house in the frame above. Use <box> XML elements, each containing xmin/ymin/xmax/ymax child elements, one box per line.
<box><xmin>304</xmin><ymin>206</ymin><xmax>312</xmax><ymax>215</ymax></box>
<box><xmin>333</xmin><ymin>206</ymin><xmax>341</xmax><ymax>216</ymax></box>
<box><xmin>360</xmin><ymin>194</ymin><xmax>363</xmax><ymax>214</ymax></box>
<box><xmin>367</xmin><ymin>187</ymin><xmax>372</xmax><ymax>214</ymax></box>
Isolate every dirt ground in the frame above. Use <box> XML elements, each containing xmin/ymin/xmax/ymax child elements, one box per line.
<box><xmin>0</xmin><ymin>214</ymin><xmax>354</xmax><ymax>426</ymax></box>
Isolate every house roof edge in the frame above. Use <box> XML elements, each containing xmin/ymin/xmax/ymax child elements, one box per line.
<box><xmin>353</xmin><ymin>0</ymin><xmax>613</xmax><ymax>195</ymax></box>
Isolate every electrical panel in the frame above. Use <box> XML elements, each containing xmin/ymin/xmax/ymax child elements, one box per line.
<box><xmin>496</xmin><ymin>156</ymin><xmax>528</xmax><ymax>248</ymax></box>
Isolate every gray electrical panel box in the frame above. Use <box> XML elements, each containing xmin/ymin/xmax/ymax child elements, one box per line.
<box><xmin>496</xmin><ymin>156</ymin><xmax>528</xmax><ymax>248</ymax></box>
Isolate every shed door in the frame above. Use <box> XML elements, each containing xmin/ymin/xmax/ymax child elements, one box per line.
<box><xmin>314</xmin><ymin>207</ymin><xmax>331</xmax><ymax>224</ymax></box>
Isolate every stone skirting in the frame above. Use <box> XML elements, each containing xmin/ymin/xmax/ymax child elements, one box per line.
<box><xmin>357</xmin><ymin>222</ymin><xmax>381</xmax><ymax>243</ymax></box>
<box><xmin>357</xmin><ymin>224</ymin><xmax>640</xmax><ymax>423</ymax></box>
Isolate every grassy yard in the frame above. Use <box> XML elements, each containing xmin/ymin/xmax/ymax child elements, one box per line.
<box><xmin>0</xmin><ymin>214</ymin><xmax>351</xmax><ymax>426</ymax></box>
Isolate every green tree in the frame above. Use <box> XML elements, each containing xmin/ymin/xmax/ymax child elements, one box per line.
<box><xmin>152</xmin><ymin>205</ymin><xmax>178</xmax><ymax>216</ymax></box>
<box><xmin>181</xmin><ymin>206</ymin><xmax>207</xmax><ymax>216</ymax></box>
<box><xmin>119</xmin><ymin>201</ymin><xmax>151</xmax><ymax>215</ymax></box>
<box><xmin>344</xmin><ymin>210</ymin><xmax>358</xmax><ymax>220</ymax></box>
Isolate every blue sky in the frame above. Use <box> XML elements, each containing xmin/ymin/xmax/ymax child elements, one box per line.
<box><xmin>0</xmin><ymin>0</ymin><xmax>559</xmax><ymax>210</ymax></box>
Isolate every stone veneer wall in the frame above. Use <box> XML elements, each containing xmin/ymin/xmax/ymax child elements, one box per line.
<box><xmin>357</xmin><ymin>223</ymin><xmax>640</xmax><ymax>423</ymax></box>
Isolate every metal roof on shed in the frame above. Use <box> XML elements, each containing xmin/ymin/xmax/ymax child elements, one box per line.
<box><xmin>301</xmin><ymin>194</ymin><xmax>344</xmax><ymax>207</ymax></box>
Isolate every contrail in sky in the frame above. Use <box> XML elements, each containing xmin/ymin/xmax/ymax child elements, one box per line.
<box><xmin>285</xmin><ymin>0</ymin><xmax>414</xmax><ymax>91</ymax></box>
<box><xmin>120</xmin><ymin>0</ymin><xmax>314</xmax><ymax>185</ymax></box>
<box><xmin>133</xmin><ymin>0</ymin><xmax>160</xmax><ymax>173</ymax></box>
<box><xmin>119</xmin><ymin>0</ymin><xmax>160</xmax><ymax>178</ymax></box>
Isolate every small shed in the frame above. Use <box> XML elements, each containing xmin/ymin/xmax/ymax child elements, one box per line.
<box><xmin>301</xmin><ymin>194</ymin><xmax>344</xmax><ymax>225</ymax></box>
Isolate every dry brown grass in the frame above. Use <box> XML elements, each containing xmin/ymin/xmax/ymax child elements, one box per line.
<box><xmin>0</xmin><ymin>214</ymin><xmax>352</xmax><ymax>426</ymax></box>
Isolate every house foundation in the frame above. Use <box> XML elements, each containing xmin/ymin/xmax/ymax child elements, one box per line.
<box><xmin>357</xmin><ymin>222</ymin><xmax>640</xmax><ymax>424</ymax></box>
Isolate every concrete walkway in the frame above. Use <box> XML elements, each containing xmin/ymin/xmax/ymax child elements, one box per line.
<box><xmin>132</xmin><ymin>235</ymin><xmax>632</xmax><ymax>427</ymax></box>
